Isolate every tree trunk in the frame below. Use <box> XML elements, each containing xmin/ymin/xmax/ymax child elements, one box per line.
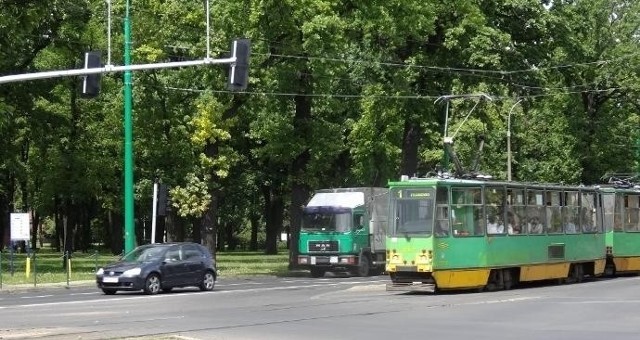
<box><xmin>192</xmin><ymin>217</ymin><xmax>201</xmax><ymax>243</ymax></box>
<box><xmin>200</xmin><ymin>193</ymin><xmax>218</xmax><ymax>261</ymax></box>
<box><xmin>249</xmin><ymin>211</ymin><xmax>260</xmax><ymax>251</ymax></box>
<box><xmin>54</xmin><ymin>195</ymin><xmax>62</xmax><ymax>252</ymax></box>
<box><xmin>400</xmin><ymin>120</ymin><xmax>422</xmax><ymax>177</ymax></box>
<box><xmin>289</xmin><ymin>182</ymin><xmax>308</xmax><ymax>268</ymax></box>
<box><xmin>263</xmin><ymin>185</ymin><xmax>284</xmax><ymax>255</ymax></box>
<box><xmin>0</xmin><ymin>190</ymin><xmax>9</xmax><ymax>250</ymax></box>
<box><xmin>108</xmin><ymin>210</ymin><xmax>123</xmax><ymax>255</ymax></box>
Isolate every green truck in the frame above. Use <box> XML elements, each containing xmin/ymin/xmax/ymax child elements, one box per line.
<box><xmin>297</xmin><ymin>187</ymin><xmax>389</xmax><ymax>277</ymax></box>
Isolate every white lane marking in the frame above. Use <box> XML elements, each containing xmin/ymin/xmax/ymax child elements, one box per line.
<box><xmin>0</xmin><ymin>280</ymin><xmax>389</xmax><ymax>310</ymax></box>
<box><xmin>559</xmin><ymin>300</ymin><xmax>640</xmax><ymax>304</ymax></box>
<box><xmin>464</xmin><ymin>296</ymin><xmax>541</xmax><ymax>305</ymax></box>
<box><xmin>69</xmin><ymin>292</ymin><xmax>100</xmax><ymax>296</ymax></box>
<box><xmin>20</xmin><ymin>294</ymin><xmax>54</xmax><ymax>299</ymax></box>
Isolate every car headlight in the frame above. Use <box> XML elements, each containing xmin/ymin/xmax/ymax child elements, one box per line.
<box><xmin>122</xmin><ymin>268</ymin><xmax>141</xmax><ymax>277</ymax></box>
<box><xmin>96</xmin><ymin>268</ymin><xmax>104</xmax><ymax>275</ymax></box>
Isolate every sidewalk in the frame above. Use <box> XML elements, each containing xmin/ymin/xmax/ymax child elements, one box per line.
<box><xmin>0</xmin><ymin>280</ymin><xmax>95</xmax><ymax>293</ymax></box>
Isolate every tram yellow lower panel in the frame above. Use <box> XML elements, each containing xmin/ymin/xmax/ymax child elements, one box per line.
<box><xmin>433</xmin><ymin>270</ymin><xmax>490</xmax><ymax>289</ymax></box>
<box><xmin>613</xmin><ymin>257</ymin><xmax>640</xmax><ymax>272</ymax></box>
<box><xmin>594</xmin><ymin>259</ymin><xmax>606</xmax><ymax>275</ymax></box>
<box><xmin>520</xmin><ymin>263</ymin><xmax>570</xmax><ymax>281</ymax></box>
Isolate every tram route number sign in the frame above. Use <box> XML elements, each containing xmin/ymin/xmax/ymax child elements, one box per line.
<box><xmin>10</xmin><ymin>213</ymin><xmax>30</xmax><ymax>241</ymax></box>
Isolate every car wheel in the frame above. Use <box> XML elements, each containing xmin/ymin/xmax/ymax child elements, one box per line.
<box><xmin>200</xmin><ymin>271</ymin><xmax>216</xmax><ymax>291</ymax></box>
<box><xmin>102</xmin><ymin>289</ymin><xmax>117</xmax><ymax>295</ymax></box>
<box><xmin>143</xmin><ymin>273</ymin><xmax>161</xmax><ymax>295</ymax></box>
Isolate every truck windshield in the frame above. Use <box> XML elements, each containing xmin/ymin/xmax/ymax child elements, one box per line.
<box><xmin>302</xmin><ymin>207</ymin><xmax>352</xmax><ymax>232</ymax></box>
<box><xmin>391</xmin><ymin>188</ymin><xmax>435</xmax><ymax>235</ymax></box>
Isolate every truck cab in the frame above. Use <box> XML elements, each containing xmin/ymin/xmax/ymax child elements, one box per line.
<box><xmin>297</xmin><ymin>188</ymin><xmax>388</xmax><ymax>277</ymax></box>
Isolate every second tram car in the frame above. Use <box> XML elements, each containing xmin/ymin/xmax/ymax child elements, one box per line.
<box><xmin>599</xmin><ymin>183</ymin><xmax>640</xmax><ymax>275</ymax></box>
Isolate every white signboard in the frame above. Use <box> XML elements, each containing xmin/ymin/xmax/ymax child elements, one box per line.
<box><xmin>10</xmin><ymin>213</ymin><xmax>30</xmax><ymax>241</ymax></box>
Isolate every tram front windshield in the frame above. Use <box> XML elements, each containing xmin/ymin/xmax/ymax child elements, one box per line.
<box><xmin>391</xmin><ymin>188</ymin><xmax>435</xmax><ymax>235</ymax></box>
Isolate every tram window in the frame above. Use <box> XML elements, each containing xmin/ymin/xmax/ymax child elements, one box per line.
<box><xmin>452</xmin><ymin>187</ymin><xmax>483</xmax><ymax>236</ymax></box>
<box><xmin>526</xmin><ymin>190</ymin><xmax>546</xmax><ymax>234</ymax></box>
<box><xmin>563</xmin><ymin>191</ymin><xmax>579</xmax><ymax>234</ymax></box>
<box><xmin>546</xmin><ymin>191</ymin><xmax>562</xmax><ymax>234</ymax></box>
<box><xmin>581</xmin><ymin>192</ymin><xmax>597</xmax><ymax>233</ymax></box>
<box><xmin>506</xmin><ymin>188</ymin><xmax>525</xmax><ymax>235</ymax></box>
<box><xmin>485</xmin><ymin>187</ymin><xmax>505</xmax><ymax>235</ymax></box>
<box><xmin>601</xmin><ymin>194</ymin><xmax>615</xmax><ymax>233</ymax></box>
<box><xmin>614</xmin><ymin>194</ymin><xmax>625</xmax><ymax>231</ymax></box>
<box><xmin>625</xmin><ymin>195</ymin><xmax>640</xmax><ymax>232</ymax></box>
<box><xmin>435</xmin><ymin>187</ymin><xmax>450</xmax><ymax>237</ymax></box>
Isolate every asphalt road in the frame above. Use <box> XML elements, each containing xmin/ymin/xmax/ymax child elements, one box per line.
<box><xmin>1</xmin><ymin>274</ymin><xmax>640</xmax><ymax>340</ymax></box>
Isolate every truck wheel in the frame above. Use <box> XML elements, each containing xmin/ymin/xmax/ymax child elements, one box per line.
<box><xmin>356</xmin><ymin>255</ymin><xmax>370</xmax><ymax>277</ymax></box>
<box><xmin>310</xmin><ymin>268</ymin><xmax>326</xmax><ymax>278</ymax></box>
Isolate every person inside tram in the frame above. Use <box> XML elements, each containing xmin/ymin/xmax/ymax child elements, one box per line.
<box><xmin>435</xmin><ymin>220</ymin><xmax>450</xmax><ymax>237</ymax></box>
<box><xmin>487</xmin><ymin>215</ymin><xmax>503</xmax><ymax>234</ymax></box>
<box><xmin>507</xmin><ymin>212</ymin><xmax>521</xmax><ymax>234</ymax></box>
<box><xmin>564</xmin><ymin>213</ymin><xmax>577</xmax><ymax>234</ymax></box>
<box><xmin>528</xmin><ymin>216</ymin><xmax>544</xmax><ymax>234</ymax></box>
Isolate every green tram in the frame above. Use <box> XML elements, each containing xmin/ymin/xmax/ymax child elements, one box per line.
<box><xmin>385</xmin><ymin>176</ymin><xmax>606</xmax><ymax>292</ymax></box>
<box><xmin>598</xmin><ymin>184</ymin><xmax>640</xmax><ymax>275</ymax></box>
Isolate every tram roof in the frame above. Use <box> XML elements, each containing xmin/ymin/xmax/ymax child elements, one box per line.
<box><xmin>388</xmin><ymin>176</ymin><xmax>597</xmax><ymax>191</ymax></box>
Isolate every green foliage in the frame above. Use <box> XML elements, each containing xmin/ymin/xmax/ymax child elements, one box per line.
<box><xmin>170</xmin><ymin>173</ymin><xmax>212</xmax><ymax>218</ymax></box>
<box><xmin>1</xmin><ymin>0</ymin><xmax>639</xmax><ymax>257</ymax></box>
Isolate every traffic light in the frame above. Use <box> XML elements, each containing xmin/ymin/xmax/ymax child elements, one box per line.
<box><xmin>227</xmin><ymin>39</ymin><xmax>251</xmax><ymax>91</ymax></box>
<box><xmin>157</xmin><ymin>184</ymin><xmax>169</xmax><ymax>216</ymax></box>
<box><xmin>81</xmin><ymin>51</ymin><xmax>101</xmax><ymax>97</ymax></box>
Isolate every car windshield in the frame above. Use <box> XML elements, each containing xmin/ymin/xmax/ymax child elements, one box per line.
<box><xmin>121</xmin><ymin>245</ymin><xmax>166</xmax><ymax>263</ymax></box>
<box><xmin>302</xmin><ymin>206</ymin><xmax>352</xmax><ymax>232</ymax></box>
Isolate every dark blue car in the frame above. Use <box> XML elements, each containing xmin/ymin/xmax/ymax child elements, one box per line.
<box><xmin>96</xmin><ymin>242</ymin><xmax>217</xmax><ymax>295</ymax></box>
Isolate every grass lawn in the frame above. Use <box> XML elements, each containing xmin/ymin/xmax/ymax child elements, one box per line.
<box><xmin>0</xmin><ymin>248</ymin><xmax>291</xmax><ymax>286</ymax></box>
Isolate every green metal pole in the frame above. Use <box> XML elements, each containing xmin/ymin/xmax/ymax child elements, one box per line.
<box><xmin>123</xmin><ymin>0</ymin><xmax>135</xmax><ymax>254</ymax></box>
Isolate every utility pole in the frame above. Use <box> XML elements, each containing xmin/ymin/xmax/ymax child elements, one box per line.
<box><xmin>123</xmin><ymin>0</ymin><xmax>135</xmax><ymax>254</ymax></box>
<box><xmin>507</xmin><ymin>99</ymin><xmax>523</xmax><ymax>182</ymax></box>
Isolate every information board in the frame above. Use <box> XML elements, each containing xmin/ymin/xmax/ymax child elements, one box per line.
<box><xmin>10</xmin><ymin>213</ymin><xmax>30</xmax><ymax>241</ymax></box>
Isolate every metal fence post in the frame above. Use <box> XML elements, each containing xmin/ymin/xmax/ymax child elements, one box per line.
<box><xmin>33</xmin><ymin>251</ymin><xmax>37</xmax><ymax>287</ymax></box>
<box><xmin>95</xmin><ymin>250</ymin><xmax>99</xmax><ymax>273</ymax></box>
<box><xmin>65</xmin><ymin>251</ymin><xmax>70</xmax><ymax>288</ymax></box>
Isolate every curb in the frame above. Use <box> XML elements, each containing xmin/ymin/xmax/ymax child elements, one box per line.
<box><xmin>0</xmin><ymin>280</ymin><xmax>95</xmax><ymax>293</ymax></box>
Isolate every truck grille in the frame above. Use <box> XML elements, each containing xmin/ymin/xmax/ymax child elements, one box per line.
<box><xmin>308</xmin><ymin>240</ymin><xmax>338</xmax><ymax>252</ymax></box>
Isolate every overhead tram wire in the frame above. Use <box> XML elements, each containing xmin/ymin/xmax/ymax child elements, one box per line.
<box><xmin>159</xmin><ymin>84</ymin><xmax>626</xmax><ymax>102</ymax></box>
<box><xmin>252</xmin><ymin>52</ymin><xmax>635</xmax><ymax>92</ymax></box>
<box><xmin>253</xmin><ymin>50</ymin><xmax>640</xmax><ymax>76</ymax></box>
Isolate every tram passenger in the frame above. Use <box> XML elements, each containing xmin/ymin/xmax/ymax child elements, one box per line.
<box><xmin>564</xmin><ymin>213</ymin><xmax>577</xmax><ymax>234</ymax></box>
<box><xmin>528</xmin><ymin>216</ymin><xmax>544</xmax><ymax>234</ymax></box>
<box><xmin>435</xmin><ymin>220</ymin><xmax>450</xmax><ymax>237</ymax></box>
<box><xmin>487</xmin><ymin>215</ymin><xmax>503</xmax><ymax>234</ymax></box>
<box><xmin>507</xmin><ymin>212</ymin><xmax>520</xmax><ymax>234</ymax></box>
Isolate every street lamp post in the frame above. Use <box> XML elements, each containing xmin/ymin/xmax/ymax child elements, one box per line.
<box><xmin>507</xmin><ymin>99</ymin><xmax>523</xmax><ymax>181</ymax></box>
<box><xmin>123</xmin><ymin>0</ymin><xmax>135</xmax><ymax>254</ymax></box>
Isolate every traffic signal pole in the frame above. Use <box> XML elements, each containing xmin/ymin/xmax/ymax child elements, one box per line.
<box><xmin>123</xmin><ymin>0</ymin><xmax>135</xmax><ymax>254</ymax></box>
<box><xmin>0</xmin><ymin>16</ymin><xmax>249</xmax><ymax>255</ymax></box>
